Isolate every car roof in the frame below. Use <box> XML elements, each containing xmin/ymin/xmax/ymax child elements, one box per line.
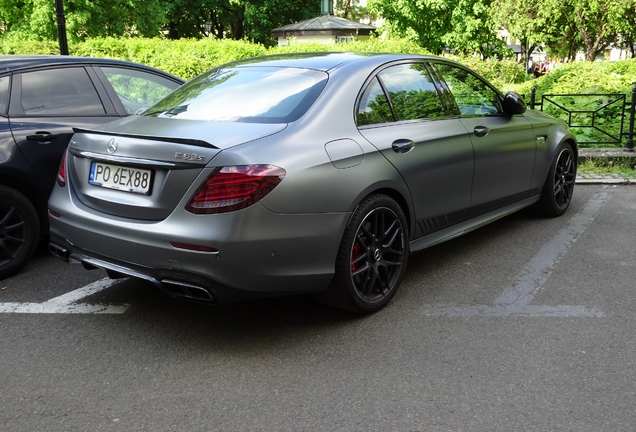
<box><xmin>221</xmin><ymin>52</ymin><xmax>437</xmax><ymax>72</ymax></box>
<box><xmin>0</xmin><ymin>55</ymin><xmax>183</xmax><ymax>81</ymax></box>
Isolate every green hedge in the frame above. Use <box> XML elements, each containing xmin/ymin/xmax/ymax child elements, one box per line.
<box><xmin>509</xmin><ymin>60</ymin><xmax>636</xmax><ymax>97</ymax></box>
<box><xmin>3</xmin><ymin>35</ymin><xmax>634</xmax><ymax>94</ymax></box>
<box><xmin>3</xmin><ymin>35</ymin><xmax>636</xmax><ymax>147</ymax></box>
<box><xmin>0</xmin><ymin>35</ymin><xmax>516</xmax><ymax>84</ymax></box>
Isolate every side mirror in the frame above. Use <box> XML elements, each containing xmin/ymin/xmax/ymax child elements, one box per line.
<box><xmin>502</xmin><ymin>91</ymin><xmax>527</xmax><ymax>114</ymax></box>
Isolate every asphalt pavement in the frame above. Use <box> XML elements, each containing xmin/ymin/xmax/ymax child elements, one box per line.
<box><xmin>1</xmin><ymin>184</ymin><xmax>636</xmax><ymax>431</ymax></box>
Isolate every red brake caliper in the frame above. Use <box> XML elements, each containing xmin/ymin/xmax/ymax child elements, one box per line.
<box><xmin>351</xmin><ymin>244</ymin><xmax>360</xmax><ymax>272</ymax></box>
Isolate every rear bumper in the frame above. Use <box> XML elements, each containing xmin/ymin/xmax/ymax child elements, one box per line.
<box><xmin>48</xmin><ymin>191</ymin><xmax>350</xmax><ymax>303</ymax></box>
<box><xmin>48</xmin><ymin>240</ymin><xmax>290</xmax><ymax>304</ymax></box>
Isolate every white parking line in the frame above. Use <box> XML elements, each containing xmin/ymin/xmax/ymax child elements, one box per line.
<box><xmin>0</xmin><ymin>278</ymin><xmax>129</xmax><ymax>314</ymax></box>
<box><xmin>423</xmin><ymin>192</ymin><xmax>611</xmax><ymax>318</ymax></box>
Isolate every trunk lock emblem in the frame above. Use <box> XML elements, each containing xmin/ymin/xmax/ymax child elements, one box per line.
<box><xmin>106</xmin><ymin>138</ymin><xmax>118</xmax><ymax>154</ymax></box>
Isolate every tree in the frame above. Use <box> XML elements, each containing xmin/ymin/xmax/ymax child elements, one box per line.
<box><xmin>161</xmin><ymin>0</ymin><xmax>318</xmax><ymax>45</ymax></box>
<box><xmin>368</xmin><ymin>0</ymin><xmax>504</xmax><ymax>56</ymax></box>
<box><xmin>0</xmin><ymin>0</ymin><xmax>318</xmax><ymax>46</ymax></box>
<box><xmin>162</xmin><ymin>0</ymin><xmax>237</xmax><ymax>39</ymax></box>
<box><xmin>616</xmin><ymin>2</ymin><xmax>636</xmax><ymax>59</ymax></box>
<box><xmin>0</xmin><ymin>0</ymin><xmax>166</xmax><ymax>40</ymax></box>
<box><xmin>241</xmin><ymin>0</ymin><xmax>319</xmax><ymax>45</ymax></box>
<box><xmin>493</xmin><ymin>0</ymin><xmax>627</xmax><ymax>62</ymax></box>
<box><xmin>367</xmin><ymin>0</ymin><xmax>455</xmax><ymax>54</ymax></box>
<box><xmin>491</xmin><ymin>0</ymin><xmax>552</xmax><ymax>62</ymax></box>
<box><xmin>334</xmin><ymin>0</ymin><xmax>373</xmax><ymax>21</ymax></box>
<box><xmin>568</xmin><ymin>0</ymin><xmax>623</xmax><ymax>61</ymax></box>
<box><xmin>442</xmin><ymin>0</ymin><xmax>506</xmax><ymax>57</ymax></box>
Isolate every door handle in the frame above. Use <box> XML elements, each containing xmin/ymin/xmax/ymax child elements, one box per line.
<box><xmin>392</xmin><ymin>139</ymin><xmax>415</xmax><ymax>154</ymax></box>
<box><xmin>473</xmin><ymin>126</ymin><xmax>490</xmax><ymax>137</ymax></box>
<box><xmin>26</xmin><ymin>132</ymin><xmax>57</xmax><ymax>142</ymax></box>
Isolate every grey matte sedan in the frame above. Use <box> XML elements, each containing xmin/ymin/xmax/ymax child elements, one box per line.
<box><xmin>48</xmin><ymin>53</ymin><xmax>577</xmax><ymax>313</ymax></box>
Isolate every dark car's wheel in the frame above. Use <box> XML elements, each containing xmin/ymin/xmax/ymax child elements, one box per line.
<box><xmin>535</xmin><ymin>142</ymin><xmax>576</xmax><ymax>217</ymax></box>
<box><xmin>0</xmin><ymin>186</ymin><xmax>40</xmax><ymax>279</ymax></box>
<box><xmin>316</xmin><ymin>194</ymin><xmax>408</xmax><ymax>313</ymax></box>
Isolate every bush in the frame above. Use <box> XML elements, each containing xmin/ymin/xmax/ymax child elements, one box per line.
<box><xmin>3</xmin><ymin>35</ymin><xmax>636</xmax><ymax>147</ymax></box>
<box><xmin>508</xmin><ymin>60</ymin><xmax>636</xmax><ymax>97</ymax></box>
<box><xmin>449</xmin><ymin>55</ymin><xmax>529</xmax><ymax>90</ymax></box>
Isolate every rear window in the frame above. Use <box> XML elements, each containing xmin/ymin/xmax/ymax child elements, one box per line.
<box><xmin>144</xmin><ymin>66</ymin><xmax>328</xmax><ymax>123</ymax></box>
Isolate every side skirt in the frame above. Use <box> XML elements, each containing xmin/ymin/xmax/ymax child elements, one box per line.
<box><xmin>409</xmin><ymin>195</ymin><xmax>540</xmax><ymax>253</ymax></box>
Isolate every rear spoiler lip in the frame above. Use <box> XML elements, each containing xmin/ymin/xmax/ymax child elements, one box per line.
<box><xmin>72</xmin><ymin>127</ymin><xmax>218</xmax><ymax>149</ymax></box>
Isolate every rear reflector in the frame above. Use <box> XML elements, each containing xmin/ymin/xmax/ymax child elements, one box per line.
<box><xmin>170</xmin><ymin>242</ymin><xmax>219</xmax><ymax>253</ymax></box>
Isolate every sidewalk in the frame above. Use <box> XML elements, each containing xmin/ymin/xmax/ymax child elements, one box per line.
<box><xmin>576</xmin><ymin>148</ymin><xmax>636</xmax><ymax>184</ymax></box>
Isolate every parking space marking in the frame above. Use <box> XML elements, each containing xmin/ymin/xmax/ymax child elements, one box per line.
<box><xmin>423</xmin><ymin>192</ymin><xmax>611</xmax><ymax>318</ymax></box>
<box><xmin>0</xmin><ymin>278</ymin><xmax>129</xmax><ymax>314</ymax></box>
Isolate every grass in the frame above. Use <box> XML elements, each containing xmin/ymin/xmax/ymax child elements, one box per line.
<box><xmin>577</xmin><ymin>158</ymin><xmax>636</xmax><ymax>177</ymax></box>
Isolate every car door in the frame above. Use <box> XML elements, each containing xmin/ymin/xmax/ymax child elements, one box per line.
<box><xmin>430</xmin><ymin>62</ymin><xmax>537</xmax><ymax>216</ymax></box>
<box><xmin>8</xmin><ymin>65</ymin><xmax>120</xmax><ymax>193</ymax></box>
<box><xmin>356</xmin><ymin>62</ymin><xmax>475</xmax><ymax>239</ymax></box>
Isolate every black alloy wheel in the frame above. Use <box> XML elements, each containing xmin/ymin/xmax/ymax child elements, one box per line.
<box><xmin>350</xmin><ymin>206</ymin><xmax>405</xmax><ymax>303</ymax></box>
<box><xmin>316</xmin><ymin>194</ymin><xmax>408</xmax><ymax>313</ymax></box>
<box><xmin>536</xmin><ymin>143</ymin><xmax>576</xmax><ymax>217</ymax></box>
<box><xmin>0</xmin><ymin>186</ymin><xmax>40</xmax><ymax>279</ymax></box>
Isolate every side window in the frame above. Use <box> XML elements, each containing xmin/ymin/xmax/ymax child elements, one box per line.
<box><xmin>357</xmin><ymin>63</ymin><xmax>446</xmax><ymax>126</ymax></box>
<box><xmin>20</xmin><ymin>67</ymin><xmax>105</xmax><ymax>116</ymax></box>
<box><xmin>433</xmin><ymin>63</ymin><xmax>503</xmax><ymax>115</ymax></box>
<box><xmin>377</xmin><ymin>63</ymin><xmax>446</xmax><ymax>121</ymax></box>
<box><xmin>0</xmin><ymin>76</ymin><xmax>9</xmax><ymax>115</ymax></box>
<box><xmin>98</xmin><ymin>67</ymin><xmax>180</xmax><ymax>114</ymax></box>
<box><xmin>357</xmin><ymin>77</ymin><xmax>394</xmax><ymax>125</ymax></box>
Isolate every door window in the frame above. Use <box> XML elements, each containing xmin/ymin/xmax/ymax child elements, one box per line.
<box><xmin>20</xmin><ymin>67</ymin><xmax>105</xmax><ymax>116</ymax></box>
<box><xmin>98</xmin><ymin>67</ymin><xmax>180</xmax><ymax>114</ymax></box>
<box><xmin>432</xmin><ymin>63</ymin><xmax>503</xmax><ymax>116</ymax></box>
<box><xmin>357</xmin><ymin>63</ymin><xmax>446</xmax><ymax>126</ymax></box>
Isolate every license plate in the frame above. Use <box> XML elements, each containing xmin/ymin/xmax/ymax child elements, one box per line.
<box><xmin>89</xmin><ymin>162</ymin><xmax>152</xmax><ymax>195</ymax></box>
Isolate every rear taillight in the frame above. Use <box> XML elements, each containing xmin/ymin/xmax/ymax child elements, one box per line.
<box><xmin>186</xmin><ymin>165</ymin><xmax>285</xmax><ymax>214</ymax></box>
<box><xmin>56</xmin><ymin>151</ymin><xmax>67</xmax><ymax>187</ymax></box>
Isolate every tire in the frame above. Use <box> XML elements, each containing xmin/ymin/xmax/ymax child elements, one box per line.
<box><xmin>534</xmin><ymin>142</ymin><xmax>576</xmax><ymax>217</ymax></box>
<box><xmin>0</xmin><ymin>186</ymin><xmax>40</xmax><ymax>279</ymax></box>
<box><xmin>316</xmin><ymin>194</ymin><xmax>408</xmax><ymax>313</ymax></box>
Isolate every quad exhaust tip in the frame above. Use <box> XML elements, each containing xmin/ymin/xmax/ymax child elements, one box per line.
<box><xmin>160</xmin><ymin>279</ymin><xmax>216</xmax><ymax>303</ymax></box>
<box><xmin>48</xmin><ymin>243</ymin><xmax>69</xmax><ymax>262</ymax></box>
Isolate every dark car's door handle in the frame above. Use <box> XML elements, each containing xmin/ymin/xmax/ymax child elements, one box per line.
<box><xmin>473</xmin><ymin>126</ymin><xmax>490</xmax><ymax>137</ymax></box>
<box><xmin>392</xmin><ymin>139</ymin><xmax>415</xmax><ymax>154</ymax></box>
<box><xmin>26</xmin><ymin>133</ymin><xmax>58</xmax><ymax>142</ymax></box>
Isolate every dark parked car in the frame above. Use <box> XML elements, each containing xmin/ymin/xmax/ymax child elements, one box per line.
<box><xmin>0</xmin><ymin>55</ymin><xmax>183</xmax><ymax>278</ymax></box>
<box><xmin>48</xmin><ymin>53</ymin><xmax>577</xmax><ymax>313</ymax></box>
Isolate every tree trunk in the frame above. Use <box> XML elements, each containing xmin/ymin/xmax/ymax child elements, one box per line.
<box><xmin>230</xmin><ymin>8</ymin><xmax>244</xmax><ymax>40</ymax></box>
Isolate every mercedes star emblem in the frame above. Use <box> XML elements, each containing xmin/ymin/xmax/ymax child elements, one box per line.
<box><xmin>106</xmin><ymin>138</ymin><xmax>118</xmax><ymax>154</ymax></box>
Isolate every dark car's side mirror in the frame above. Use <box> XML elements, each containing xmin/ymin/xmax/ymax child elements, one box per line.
<box><xmin>502</xmin><ymin>91</ymin><xmax>527</xmax><ymax>115</ymax></box>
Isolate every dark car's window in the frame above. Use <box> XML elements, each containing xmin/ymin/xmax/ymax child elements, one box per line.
<box><xmin>144</xmin><ymin>67</ymin><xmax>328</xmax><ymax>123</ymax></box>
<box><xmin>20</xmin><ymin>67</ymin><xmax>105</xmax><ymax>116</ymax></box>
<box><xmin>433</xmin><ymin>63</ymin><xmax>503</xmax><ymax>116</ymax></box>
<box><xmin>357</xmin><ymin>63</ymin><xmax>446</xmax><ymax>126</ymax></box>
<box><xmin>0</xmin><ymin>76</ymin><xmax>9</xmax><ymax>115</ymax></box>
<box><xmin>98</xmin><ymin>67</ymin><xmax>180</xmax><ymax>114</ymax></box>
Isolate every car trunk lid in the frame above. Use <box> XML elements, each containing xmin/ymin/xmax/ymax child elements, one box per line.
<box><xmin>66</xmin><ymin>117</ymin><xmax>286</xmax><ymax>220</ymax></box>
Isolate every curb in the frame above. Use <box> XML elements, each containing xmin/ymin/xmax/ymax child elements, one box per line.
<box><xmin>577</xmin><ymin>148</ymin><xmax>636</xmax><ymax>184</ymax></box>
<box><xmin>576</xmin><ymin>176</ymin><xmax>636</xmax><ymax>184</ymax></box>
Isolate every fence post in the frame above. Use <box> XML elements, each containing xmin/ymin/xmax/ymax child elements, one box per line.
<box><xmin>530</xmin><ymin>87</ymin><xmax>536</xmax><ymax>110</ymax></box>
<box><xmin>626</xmin><ymin>86</ymin><xmax>636</xmax><ymax>152</ymax></box>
